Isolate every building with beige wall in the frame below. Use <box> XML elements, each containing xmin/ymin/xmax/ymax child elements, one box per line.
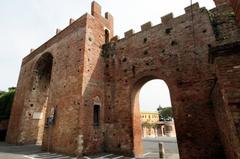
<box><xmin>141</xmin><ymin>112</ymin><xmax>176</xmax><ymax>137</ymax></box>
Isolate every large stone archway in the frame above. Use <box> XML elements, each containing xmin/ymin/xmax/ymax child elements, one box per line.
<box><xmin>131</xmin><ymin>75</ymin><xmax>176</xmax><ymax>157</ymax></box>
<box><xmin>12</xmin><ymin>52</ymin><xmax>53</xmax><ymax>144</ymax></box>
<box><xmin>30</xmin><ymin>53</ymin><xmax>53</xmax><ymax>144</ymax></box>
<box><xmin>102</xmin><ymin>3</ymin><xmax>232</xmax><ymax>158</ymax></box>
<box><xmin>104</xmin><ymin>61</ymin><xmax>225</xmax><ymax>159</ymax></box>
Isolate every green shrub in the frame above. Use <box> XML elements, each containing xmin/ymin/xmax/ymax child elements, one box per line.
<box><xmin>0</xmin><ymin>88</ymin><xmax>16</xmax><ymax>120</ymax></box>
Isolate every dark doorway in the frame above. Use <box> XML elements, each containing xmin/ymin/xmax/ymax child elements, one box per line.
<box><xmin>93</xmin><ymin>105</ymin><xmax>100</xmax><ymax>127</ymax></box>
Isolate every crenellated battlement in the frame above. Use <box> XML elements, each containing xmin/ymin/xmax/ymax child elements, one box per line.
<box><xmin>54</xmin><ymin>18</ymin><xmax>75</xmax><ymax>35</ymax></box>
<box><xmin>23</xmin><ymin>1</ymin><xmax>113</xmax><ymax>64</ymax></box>
<box><xmin>91</xmin><ymin>1</ymin><xmax>113</xmax><ymax>21</ymax></box>
<box><xmin>110</xmin><ymin>35</ymin><xmax>119</xmax><ymax>42</ymax></box>
<box><xmin>161</xmin><ymin>13</ymin><xmax>173</xmax><ymax>24</ymax></box>
<box><xmin>111</xmin><ymin>2</ymin><xmax>203</xmax><ymax>42</ymax></box>
<box><xmin>25</xmin><ymin>2</ymin><xmax>205</xmax><ymax>63</ymax></box>
<box><xmin>141</xmin><ymin>22</ymin><xmax>152</xmax><ymax>31</ymax></box>
<box><xmin>54</xmin><ymin>1</ymin><xmax>113</xmax><ymax>35</ymax></box>
<box><xmin>124</xmin><ymin>29</ymin><xmax>135</xmax><ymax>38</ymax></box>
<box><xmin>56</xmin><ymin>28</ymin><xmax>61</xmax><ymax>34</ymax></box>
<box><xmin>91</xmin><ymin>1</ymin><xmax>113</xmax><ymax>32</ymax></box>
<box><xmin>69</xmin><ymin>18</ymin><xmax>75</xmax><ymax>25</ymax></box>
<box><xmin>184</xmin><ymin>2</ymin><xmax>200</xmax><ymax>13</ymax></box>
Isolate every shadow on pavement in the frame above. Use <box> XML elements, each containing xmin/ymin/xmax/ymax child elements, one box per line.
<box><xmin>0</xmin><ymin>142</ymin><xmax>41</xmax><ymax>156</ymax></box>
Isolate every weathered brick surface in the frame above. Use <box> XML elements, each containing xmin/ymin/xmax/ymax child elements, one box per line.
<box><xmin>214</xmin><ymin>0</ymin><xmax>240</xmax><ymax>25</ymax></box>
<box><xmin>210</xmin><ymin>42</ymin><xmax>240</xmax><ymax>159</ymax></box>
<box><xmin>5</xmin><ymin>1</ymin><xmax>240</xmax><ymax>159</ymax></box>
<box><xmin>210</xmin><ymin>4</ymin><xmax>240</xmax><ymax>45</ymax></box>
<box><xmin>230</xmin><ymin>0</ymin><xmax>240</xmax><ymax>24</ymax></box>
<box><xmin>7</xmin><ymin>13</ymin><xmax>89</xmax><ymax>154</ymax></box>
<box><xmin>103</xmin><ymin>4</ymin><xmax>228</xmax><ymax>158</ymax></box>
<box><xmin>7</xmin><ymin>1</ymin><xmax>113</xmax><ymax>156</ymax></box>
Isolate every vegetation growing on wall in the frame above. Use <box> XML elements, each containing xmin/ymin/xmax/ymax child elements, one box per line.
<box><xmin>0</xmin><ymin>87</ymin><xmax>16</xmax><ymax>120</ymax></box>
<box><xmin>101</xmin><ymin>43</ymin><xmax>115</xmax><ymax>58</ymax></box>
<box><xmin>208</xmin><ymin>11</ymin><xmax>221</xmax><ymax>39</ymax></box>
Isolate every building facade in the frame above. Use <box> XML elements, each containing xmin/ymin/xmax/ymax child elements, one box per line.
<box><xmin>6</xmin><ymin>1</ymin><xmax>240</xmax><ymax>158</ymax></box>
<box><xmin>141</xmin><ymin>112</ymin><xmax>176</xmax><ymax>137</ymax></box>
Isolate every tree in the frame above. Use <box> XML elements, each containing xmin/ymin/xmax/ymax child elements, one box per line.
<box><xmin>0</xmin><ymin>91</ymin><xmax>5</xmax><ymax>96</ymax></box>
<box><xmin>142</xmin><ymin>121</ymin><xmax>152</xmax><ymax>129</ymax></box>
<box><xmin>0</xmin><ymin>87</ymin><xmax>16</xmax><ymax>120</ymax></box>
<box><xmin>157</xmin><ymin>106</ymin><xmax>173</xmax><ymax>121</ymax></box>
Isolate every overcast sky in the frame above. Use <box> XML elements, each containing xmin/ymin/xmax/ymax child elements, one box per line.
<box><xmin>0</xmin><ymin>0</ymin><xmax>215</xmax><ymax>111</ymax></box>
<box><xmin>139</xmin><ymin>79</ymin><xmax>172</xmax><ymax>111</ymax></box>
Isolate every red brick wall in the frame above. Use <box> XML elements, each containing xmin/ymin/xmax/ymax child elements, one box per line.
<box><xmin>6</xmin><ymin>1</ymin><xmax>240</xmax><ymax>158</ymax></box>
<box><xmin>214</xmin><ymin>0</ymin><xmax>240</xmax><ymax>25</ymax></box>
<box><xmin>80</xmin><ymin>2</ymin><xmax>113</xmax><ymax>155</ymax></box>
<box><xmin>210</xmin><ymin>42</ymin><xmax>240</xmax><ymax>159</ymax></box>
<box><xmin>6</xmin><ymin>1</ymin><xmax>113</xmax><ymax>156</ymax></box>
<box><xmin>103</xmin><ymin>3</ymin><xmax>227</xmax><ymax>158</ymax></box>
<box><xmin>7</xmin><ymin>14</ymin><xmax>89</xmax><ymax>155</ymax></box>
<box><xmin>229</xmin><ymin>0</ymin><xmax>240</xmax><ymax>24</ymax></box>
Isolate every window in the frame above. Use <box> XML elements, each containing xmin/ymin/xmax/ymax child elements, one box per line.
<box><xmin>105</xmin><ymin>29</ymin><xmax>110</xmax><ymax>43</ymax></box>
<box><xmin>93</xmin><ymin>105</ymin><xmax>100</xmax><ymax>127</ymax></box>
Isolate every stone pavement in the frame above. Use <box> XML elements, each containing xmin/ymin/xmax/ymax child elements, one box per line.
<box><xmin>0</xmin><ymin>137</ymin><xmax>179</xmax><ymax>159</ymax></box>
<box><xmin>0</xmin><ymin>142</ymin><xmax>129</xmax><ymax>159</ymax></box>
<box><xmin>142</xmin><ymin>137</ymin><xmax>180</xmax><ymax>159</ymax></box>
<box><xmin>0</xmin><ymin>142</ymin><xmax>41</xmax><ymax>159</ymax></box>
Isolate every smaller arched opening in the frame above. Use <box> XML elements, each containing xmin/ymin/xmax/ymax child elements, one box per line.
<box><xmin>93</xmin><ymin>96</ymin><xmax>102</xmax><ymax>128</ymax></box>
<box><xmin>131</xmin><ymin>77</ymin><xmax>179</xmax><ymax>158</ymax></box>
<box><xmin>104</xmin><ymin>29</ymin><xmax>110</xmax><ymax>43</ymax></box>
<box><xmin>29</xmin><ymin>53</ymin><xmax>53</xmax><ymax>144</ymax></box>
<box><xmin>34</xmin><ymin>53</ymin><xmax>53</xmax><ymax>91</ymax></box>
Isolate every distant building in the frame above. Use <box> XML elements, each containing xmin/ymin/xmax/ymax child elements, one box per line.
<box><xmin>141</xmin><ymin>112</ymin><xmax>176</xmax><ymax>137</ymax></box>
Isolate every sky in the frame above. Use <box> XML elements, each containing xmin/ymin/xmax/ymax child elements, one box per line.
<box><xmin>139</xmin><ymin>79</ymin><xmax>172</xmax><ymax>111</ymax></box>
<box><xmin>0</xmin><ymin>0</ymin><xmax>215</xmax><ymax>111</ymax></box>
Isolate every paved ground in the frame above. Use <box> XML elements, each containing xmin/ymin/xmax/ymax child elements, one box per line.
<box><xmin>0</xmin><ymin>137</ymin><xmax>179</xmax><ymax>159</ymax></box>
<box><xmin>142</xmin><ymin>137</ymin><xmax>179</xmax><ymax>159</ymax></box>
<box><xmin>0</xmin><ymin>142</ymin><xmax>41</xmax><ymax>159</ymax></box>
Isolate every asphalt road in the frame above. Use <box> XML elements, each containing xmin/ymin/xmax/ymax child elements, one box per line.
<box><xmin>0</xmin><ymin>137</ymin><xmax>180</xmax><ymax>159</ymax></box>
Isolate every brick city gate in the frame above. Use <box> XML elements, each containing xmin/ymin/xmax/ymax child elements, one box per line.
<box><xmin>6</xmin><ymin>1</ymin><xmax>240</xmax><ymax>159</ymax></box>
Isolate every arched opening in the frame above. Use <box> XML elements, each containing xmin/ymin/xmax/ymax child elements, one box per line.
<box><xmin>105</xmin><ymin>29</ymin><xmax>110</xmax><ymax>43</ymax></box>
<box><xmin>132</xmin><ymin>78</ymin><xmax>179</xmax><ymax>158</ymax></box>
<box><xmin>30</xmin><ymin>53</ymin><xmax>53</xmax><ymax>144</ymax></box>
<box><xmin>34</xmin><ymin>53</ymin><xmax>53</xmax><ymax>91</ymax></box>
<box><xmin>93</xmin><ymin>104</ymin><xmax>100</xmax><ymax>127</ymax></box>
